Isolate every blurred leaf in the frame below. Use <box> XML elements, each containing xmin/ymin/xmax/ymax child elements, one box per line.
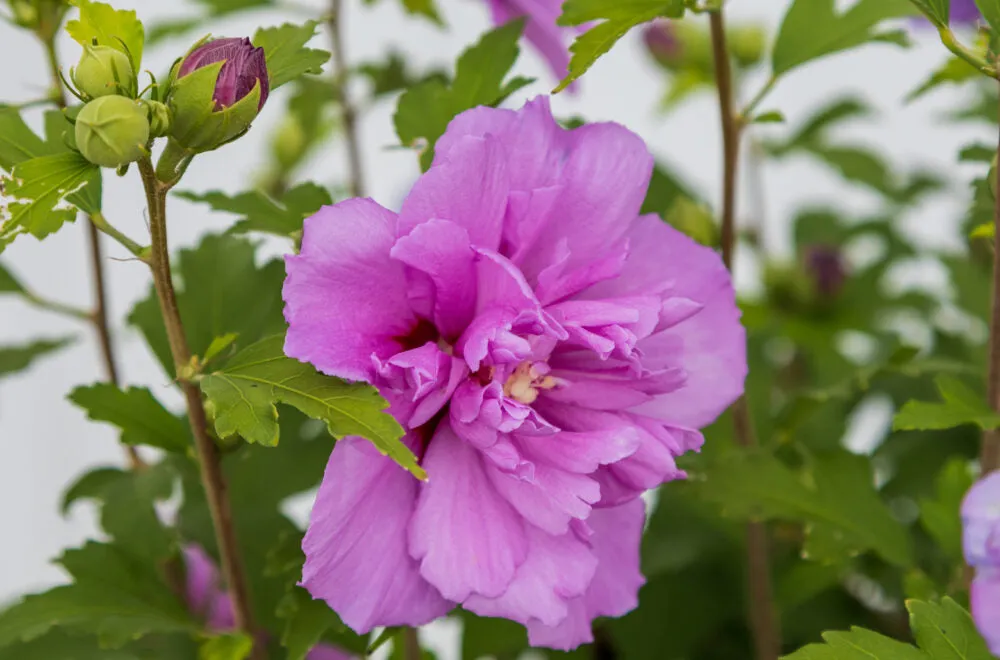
<box><xmin>0</xmin><ymin>629</ymin><xmax>143</xmax><ymax>659</ymax></box>
<box><xmin>909</xmin><ymin>0</ymin><xmax>951</xmax><ymax>27</ymax></box>
<box><xmin>555</xmin><ymin>0</ymin><xmax>686</xmax><ymax>92</ymax></box>
<box><xmin>0</xmin><ymin>542</ymin><xmax>196</xmax><ymax>649</ymax></box>
<box><xmin>752</xmin><ymin>110</ymin><xmax>786</xmax><ymax>124</ymax></box>
<box><xmin>68</xmin><ymin>383</ymin><xmax>189</xmax><ymax>454</ymax></box>
<box><xmin>394</xmin><ymin>20</ymin><xmax>527</xmax><ymax>170</ymax></box>
<box><xmin>908</xmin><ymin>56</ymin><xmax>979</xmax><ymax>101</ymax></box>
<box><xmin>362</xmin><ymin>0</ymin><xmax>443</xmax><ymax>25</ymax></box>
<box><xmin>278</xmin><ymin>588</ymin><xmax>339</xmax><ymax>660</ymax></box>
<box><xmin>128</xmin><ymin>233</ymin><xmax>286</xmax><ymax>378</ymax></box>
<box><xmin>0</xmin><ymin>337</ymin><xmax>74</xmax><ymax>377</ymax></box>
<box><xmin>975</xmin><ymin>0</ymin><xmax>1000</xmax><ymax>33</ymax></box>
<box><xmin>920</xmin><ymin>460</ymin><xmax>975</xmax><ymax>563</ymax></box>
<box><xmin>459</xmin><ymin>611</ymin><xmax>529</xmax><ymax>660</ymax></box>
<box><xmin>198</xmin><ymin>633</ymin><xmax>252</xmax><ymax>660</ymax></box>
<box><xmin>177</xmin><ymin>183</ymin><xmax>330</xmax><ymax>238</ymax></box>
<box><xmin>199</xmin><ymin>335</ymin><xmax>420</xmax><ymax>477</ymax></box>
<box><xmin>772</xmin><ymin>0</ymin><xmax>916</xmax><ymax>76</ymax></box>
<box><xmin>66</xmin><ymin>0</ymin><xmax>145</xmax><ymax>69</ymax></box>
<box><xmin>1</xmin><ymin>153</ymin><xmax>100</xmax><ymax>253</ymax></box>
<box><xmin>0</xmin><ymin>262</ymin><xmax>25</xmax><ymax>294</ymax></box>
<box><xmin>641</xmin><ymin>160</ymin><xmax>697</xmax><ymax>216</ymax></box>
<box><xmin>894</xmin><ymin>375</ymin><xmax>1000</xmax><ymax>431</ymax></box>
<box><xmin>695</xmin><ymin>450</ymin><xmax>914</xmax><ymax>567</ymax></box>
<box><xmin>146</xmin><ymin>18</ymin><xmax>201</xmax><ymax>45</ymax></box>
<box><xmin>907</xmin><ymin>597</ymin><xmax>993</xmax><ymax>659</ymax></box>
<box><xmin>254</xmin><ymin>21</ymin><xmax>330</xmax><ymax>89</ymax></box>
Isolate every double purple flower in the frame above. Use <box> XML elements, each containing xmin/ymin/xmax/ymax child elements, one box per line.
<box><xmin>485</xmin><ymin>0</ymin><xmax>577</xmax><ymax>84</ymax></box>
<box><xmin>178</xmin><ymin>37</ymin><xmax>269</xmax><ymax>110</ymax></box>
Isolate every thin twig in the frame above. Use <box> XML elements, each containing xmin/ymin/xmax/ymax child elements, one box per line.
<box><xmin>42</xmin><ymin>36</ymin><xmax>144</xmax><ymax>470</ymax></box>
<box><xmin>327</xmin><ymin>0</ymin><xmax>365</xmax><ymax>197</ymax></box>
<box><xmin>983</xmin><ymin>78</ymin><xmax>1000</xmax><ymax>475</ymax></box>
<box><xmin>709</xmin><ymin>10</ymin><xmax>781</xmax><ymax>660</ymax></box>
<box><xmin>401</xmin><ymin>627</ymin><xmax>421</xmax><ymax>660</ymax></box>
<box><xmin>137</xmin><ymin>157</ymin><xmax>261</xmax><ymax>658</ymax></box>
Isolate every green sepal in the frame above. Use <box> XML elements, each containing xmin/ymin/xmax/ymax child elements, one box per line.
<box><xmin>168</xmin><ymin>61</ymin><xmax>262</xmax><ymax>153</ymax></box>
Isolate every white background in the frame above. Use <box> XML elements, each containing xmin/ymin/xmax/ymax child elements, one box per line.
<box><xmin>0</xmin><ymin>0</ymin><xmax>989</xmax><ymax>655</ymax></box>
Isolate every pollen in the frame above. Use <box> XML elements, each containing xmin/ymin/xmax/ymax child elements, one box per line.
<box><xmin>503</xmin><ymin>361</ymin><xmax>556</xmax><ymax>405</ymax></box>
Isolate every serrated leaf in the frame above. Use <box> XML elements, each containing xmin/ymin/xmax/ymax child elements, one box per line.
<box><xmin>911</xmin><ymin>0</ymin><xmax>952</xmax><ymax>26</ymax></box>
<box><xmin>199</xmin><ymin>335</ymin><xmax>420</xmax><ymax>477</ymax></box>
<box><xmin>0</xmin><ymin>542</ymin><xmax>196</xmax><ymax>649</ymax></box>
<box><xmin>0</xmin><ymin>107</ymin><xmax>51</xmax><ymax>171</ymax></box>
<box><xmin>907</xmin><ymin>598</ymin><xmax>993</xmax><ymax>659</ymax></box>
<box><xmin>66</xmin><ymin>0</ymin><xmax>145</xmax><ymax>70</ymax></box>
<box><xmin>68</xmin><ymin>383</ymin><xmax>190</xmax><ymax>453</ymax></box>
<box><xmin>254</xmin><ymin>21</ymin><xmax>330</xmax><ymax>89</ymax></box>
<box><xmin>128</xmin><ymin>234</ymin><xmax>286</xmax><ymax>378</ymax></box>
<box><xmin>176</xmin><ymin>182</ymin><xmax>330</xmax><ymax>237</ymax></box>
<box><xmin>772</xmin><ymin>0</ymin><xmax>916</xmax><ymax>76</ymax></box>
<box><xmin>555</xmin><ymin>0</ymin><xmax>685</xmax><ymax>92</ymax></box>
<box><xmin>198</xmin><ymin>633</ymin><xmax>252</xmax><ymax>660</ymax></box>
<box><xmin>782</xmin><ymin>627</ymin><xmax>928</xmax><ymax>659</ymax></box>
<box><xmin>394</xmin><ymin>20</ymin><xmax>527</xmax><ymax>170</ymax></box>
<box><xmin>0</xmin><ymin>337</ymin><xmax>74</xmax><ymax>376</ymax></box>
<box><xmin>894</xmin><ymin>375</ymin><xmax>1000</xmax><ymax>431</ymax></box>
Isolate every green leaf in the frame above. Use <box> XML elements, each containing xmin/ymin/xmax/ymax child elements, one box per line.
<box><xmin>752</xmin><ymin>110</ymin><xmax>786</xmax><ymax>124</ymax></box>
<box><xmin>907</xmin><ymin>56</ymin><xmax>979</xmax><ymax>101</ymax></box>
<box><xmin>202</xmin><ymin>333</ymin><xmax>240</xmax><ymax>364</ymax></box>
<box><xmin>641</xmin><ymin>160</ymin><xmax>697</xmax><ymax>216</ymax></box>
<box><xmin>782</xmin><ymin>627</ymin><xmax>928</xmax><ymax>659</ymax></box>
<box><xmin>394</xmin><ymin>20</ymin><xmax>527</xmax><ymax>170</ymax></box>
<box><xmin>0</xmin><ymin>107</ymin><xmax>51</xmax><ymax>171</ymax></box>
<box><xmin>199</xmin><ymin>335</ymin><xmax>420</xmax><ymax>477</ymax></box>
<box><xmin>176</xmin><ymin>182</ymin><xmax>331</xmax><ymax>237</ymax></box>
<box><xmin>1</xmin><ymin>152</ymin><xmax>100</xmax><ymax>253</ymax></box>
<box><xmin>910</xmin><ymin>0</ymin><xmax>952</xmax><ymax>27</ymax></box>
<box><xmin>198</xmin><ymin>633</ymin><xmax>253</xmax><ymax>660</ymax></box>
<box><xmin>695</xmin><ymin>450</ymin><xmax>914</xmax><ymax>567</ymax></box>
<box><xmin>976</xmin><ymin>0</ymin><xmax>1000</xmax><ymax>33</ymax></box>
<box><xmin>0</xmin><ymin>337</ymin><xmax>74</xmax><ymax>377</ymax></box>
<box><xmin>0</xmin><ymin>630</ymin><xmax>145</xmax><ymax>659</ymax></box>
<box><xmin>919</xmin><ymin>459</ymin><xmax>974</xmax><ymax>561</ymax></box>
<box><xmin>0</xmin><ymin>261</ymin><xmax>25</xmax><ymax>294</ymax></box>
<box><xmin>555</xmin><ymin>0</ymin><xmax>686</xmax><ymax>92</ymax></box>
<box><xmin>907</xmin><ymin>598</ymin><xmax>993</xmax><ymax>659</ymax></box>
<box><xmin>68</xmin><ymin>383</ymin><xmax>190</xmax><ymax>453</ymax></box>
<box><xmin>278</xmin><ymin>588</ymin><xmax>339</xmax><ymax>660</ymax></box>
<box><xmin>66</xmin><ymin>0</ymin><xmax>145</xmax><ymax>70</ymax></box>
<box><xmin>894</xmin><ymin>375</ymin><xmax>1000</xmax><ymax>431</ymax></box>
<box><xmin>772</xmin><ymin>0</ymin><xmax>916</xmax><ymax>76</ymax></box>
<box><xmin>254</xmin><ymin>21</ymin><xmax>330</xmax><ymax>90</ymax></box>
<box><xmin>128</xmin><ymin>233</ymin><xmax>286</xmax><ymax>378</ymax></box>
<box><xmin>0</xmin><ymin>542</ymin><xmax>196</xmax><ymax>649</ymax></box>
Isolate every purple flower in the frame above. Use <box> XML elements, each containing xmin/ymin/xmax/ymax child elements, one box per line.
<box><xmin>952</xmin><ymin>0</ymin><xmax>981</xmax><ymax>24</ymax></box>
<box><xmin>643</xmin><ymin>19</ymin><xmax>680</xmax><ymax>68</ymax></box>
<box><xmin>803</xmin><ymin>245</ymin><xmax>847</xmax><ymax>299</ymax></box>
<box><xmin>283</xmin><ymin>97</ymin><xmax>746</xmax><ymax>649</ymax></box>
<box><xmin>178</xmin><ymin>37</ymin><xmax>269</xmax><ymax>111</ymax></box>
<box><xmin>183</xmin><ymin>546</ymin><xmax>353</xmax><ymax>659</ymax></box>
<box><xmin>963</xmin><ymin>472</ymin><xmax>1000</xmax><ymax>655</ymax></box>
<box><xmin>484</xmin><ymin>0</ymin><xmax>577</xmax><ymax>84</ymax></box>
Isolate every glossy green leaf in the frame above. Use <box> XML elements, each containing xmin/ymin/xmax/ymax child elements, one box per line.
<box><xmin>68</xmin><ymin>383</ymin><xmax>190</xmax><ymax>453</ymax></box>
<box><xmin>772</xmin><ymin>0</ymin><xmax>916</xmax><ymax>76</ymax></box>
<box><xmin>894</xmin><ymin>375</ymin><xmax>1000</xmax><ymax>431</ymax></box>
<box><xmin>907</xmin><ymin>598</ymin><xmax>993</xmax><ymax>659</ymax></box>
<box><xmin>66</xmin><ymin>0</ymin><xmax>145</xmax><ymax>70</ymax></box>
<box><xmin>555</xmin><ymin>0</ymin><xmax>686</xmax><ymax>92</ymax></box>
<box><xmin>1</xmin><ymin>153</ymin><xmax>99</xmax><ymax>253</ymax></box>
<box><xmin>176</xmin><ymin>182</ymin><xmax>330</xmax><ymax>237</ymax></box>
<box><xmin>394</xmin><ymin>20</ymin><xmax>527</xmax><ymax>170</ymax></box>
<box><xmin>0</xmin><ymin>337</ymin><xmax>74</xmax><ymax>377</ymax></box>
<box><xmin>199</xmin><ymin>336</ymin><xmax>419</xmax><ymax>476</ymax></box>
<box><xmin>254</xmin><ymin>21</ymin><xmax>330</xmax><ymax>89</ymax></box>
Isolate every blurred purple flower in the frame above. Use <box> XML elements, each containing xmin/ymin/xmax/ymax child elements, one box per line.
<box><xmin>642</xmin><ymin>19</ymin><xmax>680</xmax><ymax>68</ymax></box>
<box><xmin>178</xmin><ymin>37</ymin><xmax>269</xmax><ymax>110</ymax></box>
<box><xmin>183</xmin><ymin>546</ymin><xmax>352</xmax><ymax>659</ymax></box>
<box><xmin>952</xmin><ymin>0</ymin><xmax>981</xmax><ymax>24</ymax></box>
<box><xmin>485</xmin><ymin>0</ymin><xmax>576</xmax><ymax>84</ymax></box>
<box><xmin>283</xmin><ymin>97</ymin><xmax>746</xmax><ymax>649</ymax></box>
<box><xmin>962</xmin><ymin>472</ymin><xmax>1000</xmax><ymax>655</ymax></box>
<box><xmin>803</xmin><ymin>245</ymin><xmax>847</xmax><ymax>299</ymax></box>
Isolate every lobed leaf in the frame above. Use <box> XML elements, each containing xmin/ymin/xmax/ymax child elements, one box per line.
<box><xmin>0</xmin><ymin>337</ymin><xmax>74</xmax><ymax>377</ymax></box>
<box><xmin>254</xmin><ymin>21</ymin><xmax>330</xmax><ymax>90</ymax></box>
<box><xmin>894</xmin><ymin>374</ymin><xmax>1000</xmax><ymax>431</ymax></box>
<box><xmin>66</xmin><ymin>0</ymin><xmax>145</xmax><ymax>70</ymax></box>
<box><xmin>68</xmin><ymin>383</ymin><xmax>190</xmax><ymax>454</ymax></box>
<box><xmin>176</xmin><ymin>182</ymin><xmax>330</xmax><ymax>238</ymax></box>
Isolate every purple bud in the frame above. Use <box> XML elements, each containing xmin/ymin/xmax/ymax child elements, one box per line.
<box><xmin>643</xmin><ymin>19</ymin><xmax>681</xmax><ymax>67</ymax></box>
<box><xmin>951</xmin><ymin>0</ymin><xmax>981</xmax><ymax>24</ymax></box>
<box><xmin>178</xmin><ymin>37</ymin><xmax>269</xmax><ymax>111</ymax></box>
<box><xmin>803</xmin><ymin>245</ymin><xmax>847</xmax><ymax>298</ymax></box>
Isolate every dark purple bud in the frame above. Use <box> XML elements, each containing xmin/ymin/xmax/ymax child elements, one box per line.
<box><xmin>643</xmin><ymin>19</ymin><xmax>681</xmax><ymax>67</ymax></box>
<box><xmin>803</xmin><ymin>245</ymin><xmax>848</xmax><ymax>298</ymax></box>
<box><xmin>178</xmin><ymin>37</ymin><xmax>269</xmax><ymax>111</ymax></box>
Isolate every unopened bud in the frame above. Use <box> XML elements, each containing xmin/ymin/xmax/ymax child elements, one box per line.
<box><xmin>803</xmin><ymin>245</ymin><xmax>848</xmax><ymax>300</ymax></box>
<box><xmin>142</xmin><ymin>100</ymin><xmax>172</xmax><ymax>138</ymax></box>
<box><xmin>75</xmin><ymin>96</ymin><xmax>149</xmax><ymax>168</ymax></box>
<box><xmin>643</xmin><ymin>20</ymin><xmax>681</xmax><ymax>68</ymax></box>
<box><xmin>730</xmin><ymin>25</ymin><xmax>766</xmax><ymax>68</ymax></box>
<box><xmin>73</xmin><ymin>45</ymin><xmax>136</xmax><ymax>99</ymax></box>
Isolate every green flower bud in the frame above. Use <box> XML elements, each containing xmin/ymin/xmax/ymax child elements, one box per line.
<box><xmin>73</xmin><ymin>45</ymin><xmax>136</xmax><ymax>99</ymax></box>
<box><xmin>142</xmin><ymin>100</ymin><xmax>172</xmax><ymax>138</ymax></box>
<box><xmin>75</xmin><ymin>96</ymin><xmax>149</xmax><ymax>168</ymax></box>
<box><xmin>730</xmin><ymin>25</ymin><xmax>767</xmax><ymax>68</ymax></box>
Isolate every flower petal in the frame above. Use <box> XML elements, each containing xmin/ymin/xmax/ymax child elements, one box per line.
<box><xmin>301</xmin><ymin>436</ymin><xmax>452</xmax><ymax>633</ymax></box>
<box><xmin>410</xmin><ymin>421</ymin><xmax>528</xmax><ymax>601</ymax></box>
<box><xmin>972</xmin><ymin>569</ymin><xmax>1000</xmax><ymax>656</ymax></box>
<box><xmin>284</xmin><ymin>200</ymin><xmax>416</xmax><ymax>382</ymax></box>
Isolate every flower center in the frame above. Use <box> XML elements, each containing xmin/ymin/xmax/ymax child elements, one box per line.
<box><xmin>503</xmin><ymin>361</ymin><xmax>556</xmax><ymax>405</ymax></box>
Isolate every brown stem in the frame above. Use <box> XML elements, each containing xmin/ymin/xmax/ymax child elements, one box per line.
<box><xmin>137</xmin><ymin>158</ymin><xmax>260</xmax><ymax>657</ymax></box>
<box><xmin>983</xmin><ymin>79</ymin><xmax>1000</xmax><ymax>475</ymax></box>
<box><xmin>327</xmin><ymin>0</ymin><xmax>365</xmax><ymax>197</ymax></box>
<box><xmin>709</xmin><ymin>10</ymin><xmax>781</xmax><ymax>660</ymax></box>
<box><xmin>401</xmin><ymin>627</ymin><xmax>421</xmax><ymax>660</ymax></box>
<box><xmin>42</xmin><ymin>36</ymin><xmax>144</xmax><ymax>471</ymax></box>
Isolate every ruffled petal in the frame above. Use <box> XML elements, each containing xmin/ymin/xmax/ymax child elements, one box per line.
<box><xmin>410</xmin><ymin>421</ymin><xmax>528</xmax><ymax>601</ymax></box>
<box><xmin>284</xmin><ymin>200</ymin><xmax>416</xmax><ymax>382</ymax></box>
<box><xmin>526</xmin><ymin>500</ymin><xmax>646</xmax><ymax>649</ymax></box>
<box><xmin>301</xmin><ymin>436</ymin><xmax>452</xmax><ymax>633</ymax></box>
<box><xmin>972</xmin><ymin>569</ymin><xmax>1000</xmax><ymax>656</ymax></box>
<box><xmin>963</xmin><ymin>472</ymin><xmax>1000</xmax><ymax>568</ymax></box>
<box><xmin>373</xmin><ymin>343</ymin><xmax>468</xmax><ymax>428</ymax></box>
